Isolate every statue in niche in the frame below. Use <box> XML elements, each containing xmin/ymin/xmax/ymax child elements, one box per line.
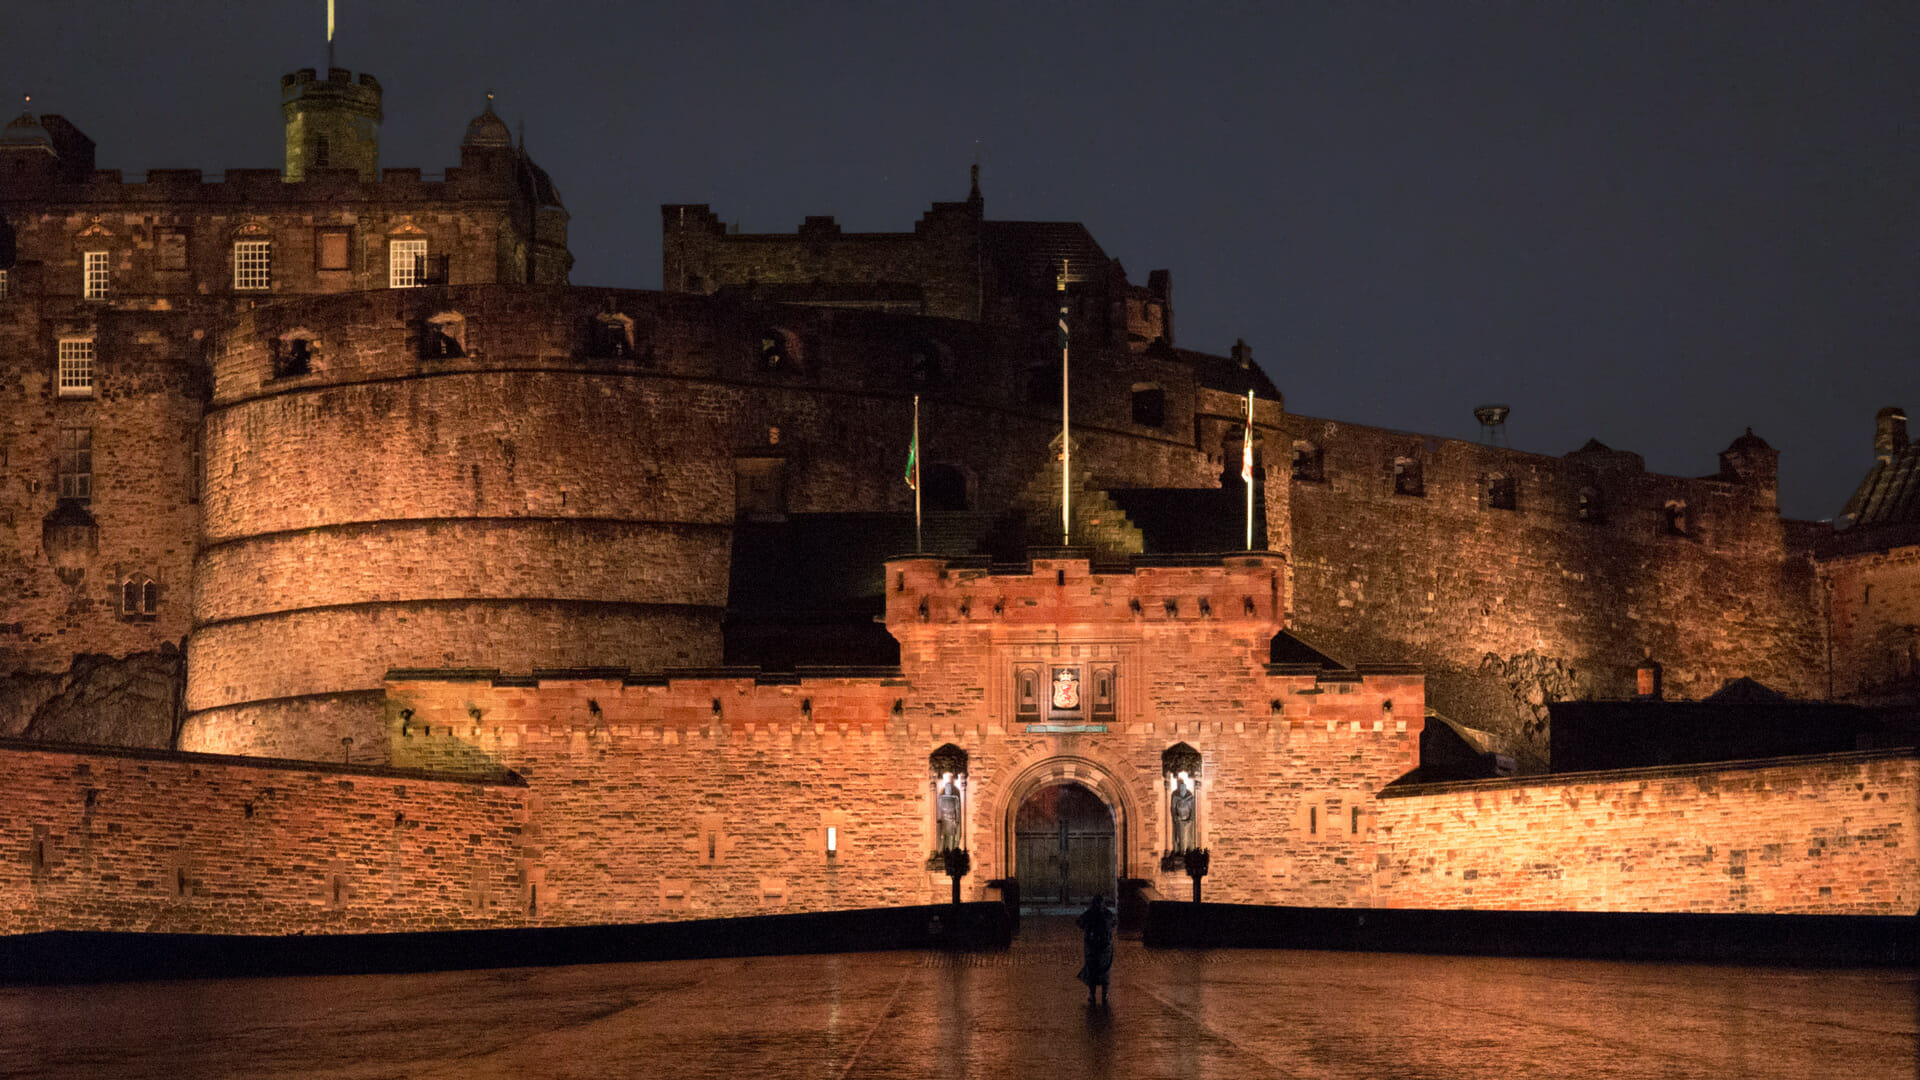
<box><xmin>1169</xmin><ymin>771</ymin><xmax>1197</xmax><ymax>852</ymax></box>
<box><xmin>935</xmin><ymin>772</ymin><xmax>963</xmax><ymax>851</ymax></box>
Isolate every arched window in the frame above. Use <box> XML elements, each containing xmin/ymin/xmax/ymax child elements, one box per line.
<box><xmin>122</xmin><ymin>575</ymin><xmax>157</xmax><ymax>617</ymax></box>
<box><xmin>1130</xmin><ymin>384</ymin><xmax>1166</xmax><ymax>428</ymax></box>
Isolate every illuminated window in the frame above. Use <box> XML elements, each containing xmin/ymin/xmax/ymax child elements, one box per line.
<box><xmin>389</xmin><ymin>238</ymin><xmax>427</xmax><ymax>288</ymax></box>
<box><xmin>1576</xmin><ymin>487</ymin><xmax>1603</xmax><ymax>522</ymax></box>
<box><xmin>233</xmin><ymin>240</ymin><xmax>271</xmax><ymax>291</ymax></box>
<box><xmin>83</xmin><ymin>251</ymin><xmax>109</xmax><ymax>299</ymax></box>
<box><xmin>316</xmin><ymin>228</ymin><xmax>350</xmax><ymax>271</ymax></box>
<box><xmin>57</xmin><ymin>338</ymin><xmax>94</xmax><ymax>397</ymax></box>
<box><xmin>0</xmin><ymin>268</ymin><xmax>9</xmax><ymax>299</ymax></box>
<box><xmin>58</xmin><ymin>427</ymin><xmax>91</xmax><ymax>501</ymax></box>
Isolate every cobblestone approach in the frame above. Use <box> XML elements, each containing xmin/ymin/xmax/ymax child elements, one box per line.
<box><xmin>0</xmin><ymin>919</ymin><xmax>1912</xmax><ymax>1080</ymax></box>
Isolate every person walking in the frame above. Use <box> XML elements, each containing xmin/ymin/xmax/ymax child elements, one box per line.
<box><xmin>1076</xmin><ymin>894</ymin><xmax>1114</xmax><ymax>1005</ymax></box>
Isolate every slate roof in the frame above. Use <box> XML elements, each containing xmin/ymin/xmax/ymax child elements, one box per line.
<box><xmin>1837</xmin><ymin>442</ymin><xmax>1920</xmax><ymax>531</ymax></box>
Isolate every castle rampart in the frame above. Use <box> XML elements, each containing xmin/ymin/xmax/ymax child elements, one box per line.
<box><xmin>1283</xmin><ymin>413</ymin><xmax>1825</xmax><ymax>753</ymax></box>
<box><xmin>1375</xmin><ymin>749</ymin><xmax>1919</xmax><ymax>914</ymax></box>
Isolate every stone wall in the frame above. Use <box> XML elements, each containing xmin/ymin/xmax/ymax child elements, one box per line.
<box><xmin>1373</xmin><ymin>749</ymin><xmax>1919</xmax><ymax>914</ymax></box>
<box><xmin>1821</xmin><ymin>543</ymin><xmax>1920</xmax><ymax>701</ymax></box>
<box><xmin>0</xmin><ymin>739</ymin><xmax>528</xmax><ymax>936</ymax></box>
<box><xmin>1285</xmin><ymin>414</ymin><xmax>1826</xmax><ymax>755</ymax></box>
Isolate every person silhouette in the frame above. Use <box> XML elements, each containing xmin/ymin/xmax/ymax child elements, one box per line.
<box><xmin>1076</xmin><ymin>894</ymin><xmax>1114</xmax><ymax>1005</ymax></box>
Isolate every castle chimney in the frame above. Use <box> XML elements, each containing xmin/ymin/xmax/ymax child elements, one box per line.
<box><xmin>1875</xmin><ymin>406</ymin><xmax>1908</xmax><ymax>463</ymax></box>
<box><xmin>1230</xmin><ymin>339</ymin><xmax>1252</xmax><ymax>369</ymax></box>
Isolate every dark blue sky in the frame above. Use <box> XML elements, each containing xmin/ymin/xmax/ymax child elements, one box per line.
<box><xmin>14</xmin><ymin>2</ymin><xmax>1915</xmax><ymax>518</ymax></box>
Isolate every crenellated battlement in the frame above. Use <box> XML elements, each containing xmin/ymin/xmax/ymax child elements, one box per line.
<box><xmin>884</xmin><ymin>552</ymin><xmax>1287</xmax><ymax>633</ymax></box>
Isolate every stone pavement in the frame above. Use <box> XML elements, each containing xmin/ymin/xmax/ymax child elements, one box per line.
<box><xmin>1</xmin><ymin>917</ymin><xmax>1913</xmax><ymax>1079</ymax></box>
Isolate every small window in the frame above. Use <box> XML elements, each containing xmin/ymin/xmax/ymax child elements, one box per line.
<box><xmin>422</xmin><ymin>313</ymin><xmax>466</xmax><ymax>359</ymax></box>
<box><xmin>1351</xmin><ymin>805</ymin><xmax>1361</xmax><ymax>835</ymax></box>
<box><xmin>316</xmin><ymin>229</ymin><xmax>351</xmax><ymax>271</ymax></box>
<box><xmin>156</xmin><ymin>231</ymin><xmax>189</xmax><ymax>272</ymax></box>
<box><xmin>276</xmin><ymin>338</ymin><xmax>313</xmax><ymax>378</ymax></box>
<box><xmin>313</xmin><ymin>134</ymin><xmax>331</xmax><ymax>169</ymax></box>
<box><xmin>1131</xmin><ymin>384</ymin><xmax>1166</xmax><ymax>428</ymax></box>
<box><xmin>908</xmin><ymin>341</ymin><xmax>945</xmax><ymax>386</ymax></box>
<box><xmin>590</xmin><ymin>313</ymin><xmax>637</xmax><ymax>360</ymax></box>
<box><xmin>58</xmin><ymin>427</ymin><xmax>92</xmax><ymax>501</ymax></box>
<box><xmin>1486</xmin><ymin>474</ymin><xmax>1516</xmax><ymax>511</ymax></box>
<box><xmin>389</xmin><ymin>238</ymin><xmax>427</xmax><ymax>288</ymax></box>
<box><xmin>83</xmin><ymin>251</ymin><xmax>110</xmax><ymax>300</ymax></box>
<box><xmin>233</xmin><ymin>240</ymin><xmax>271</xmax><ymax>291</ymax></box>
<box><xmin>1309</xmin><ymin>805</ymin><xmax>1318</xmax><ymax>835</ymax></box>
<box><xmin>0</xmin><ymin>268</ymin><xmax>9</xmax><ymax>299</ymax></box>
<box><xmin>1663</xmin><ymin>500</ymin><xmax>1688</xmax><ymax>537</ymax></box>
<box><xmin>57</xmin><ymin>339</ymin><xmax>95</xmax><ymax>397</ymax></box>
<box><xmin>1292</xmin><ymin>441</ymin><xmax>1325</xmax><ymax>482</ymax></box>
<box><xmin>1576</xmin><ymin>487</ymin><xmax>1602</xmax><ymax>523</ymax></box>
<box><xmin>758</xmin><ymin>329</ymin><xmax>797</xmax><ymax>373</ymax></box>
<box><xmin>122</xmin><ymin>577</ymin><xmax>158</xmax><ymax>617</ymax></box>
<box><xmin>1392</xmin><ymin>456</ymin><xmax>1424</xmax><ymax>497</ymax></box>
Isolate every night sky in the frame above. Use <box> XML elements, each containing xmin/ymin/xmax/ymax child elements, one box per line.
<box><xmin>12</xmin><ymin>2</ymin><xmax>1915</xmax><ymax>519</ymax></box>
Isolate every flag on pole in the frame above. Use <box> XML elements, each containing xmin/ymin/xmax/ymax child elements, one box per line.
<box><xmin>1241</xmin><ymin>391</ymin><xmax>1255</xmax><ymax>484</ymax></box>
<box><xmin>1243</xmin><ymin>389</ymin><xmax>1256</xmax><ymax>550</ymax></box>
<box><xmin>904</xmin><ymin>420</ymin><xmax>919</xmax><ymax>491</ymax></box>
<box><xmin>1059</xmin><ymin>261</ymin><xmax>1072</xmax><ymax>546</ymax></box>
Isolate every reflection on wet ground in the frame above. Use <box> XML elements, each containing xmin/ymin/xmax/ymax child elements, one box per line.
<box><xmin>1</xmin><ymin>916</ymin><xmax>1913</xmax><ymax>1079</ymax></box>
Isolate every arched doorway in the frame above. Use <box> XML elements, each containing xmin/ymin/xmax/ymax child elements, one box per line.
<box><xmin>1013</xmin><ymin>782</ymin><xmax>1116</xmax><ymax>906</ymax></box>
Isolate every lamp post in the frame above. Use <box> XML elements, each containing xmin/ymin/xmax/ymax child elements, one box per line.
<box><xmin>942</xmin><ymin>846</ymin><xmax>971</xmax><ymax>907</ymax></box>
<box><xmin>1183</xmin><ymin>847</ymin><xmax>1210</xmax><ymax>904</ymax></box>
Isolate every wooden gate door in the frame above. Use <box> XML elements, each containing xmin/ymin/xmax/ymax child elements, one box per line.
<box><xmin>1013</xmin><ymin>782</ymin><xmax>1115</xmax><ymax>906</ymax></box>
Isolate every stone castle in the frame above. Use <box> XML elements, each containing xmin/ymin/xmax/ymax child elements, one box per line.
<box><xmin>0</xmin><ymin>64</ymin><xmax>1914</xmax><ymax>934</ymax></box>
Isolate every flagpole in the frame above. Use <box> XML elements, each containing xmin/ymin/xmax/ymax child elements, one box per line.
<box><xmin>1059</xmin><ymin>260</ymin><xmax>1071</xmax><ymax>547</ymax></box>
<box><xmin>1245</xmin><ymin>389</ymin><xmax>1255</xmax><ymax>551</ymax></box>
<box><xmin>913</xmin><ymin>394</ymin><xmax>923</xmax><ymax>553</ymax></box>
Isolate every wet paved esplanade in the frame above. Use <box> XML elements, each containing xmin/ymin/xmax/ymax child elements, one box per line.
<box><xmin>2</xmin><ymin>919</ymin><xmax>1913</xmax><ymax>1079</ymax></box>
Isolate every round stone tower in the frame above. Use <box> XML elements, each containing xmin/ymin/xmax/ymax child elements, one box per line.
<box><xmin>281</xmin><ymin>67</ymin><xmax>382</xmax><ymax>181</ymax></box>
<box><xmin>180</xmin><ymin>286</ymin><xmax>736</xmax><ymax>761</ymax></box>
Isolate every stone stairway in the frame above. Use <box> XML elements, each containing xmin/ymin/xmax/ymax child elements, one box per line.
<box><xmin>1011</xmin><ymin>435</ymin><xmax>1145</xmax><ymax>559</ymax></box>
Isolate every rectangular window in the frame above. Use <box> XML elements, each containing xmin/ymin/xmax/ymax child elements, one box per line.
<box><xmin>83</xmin><ymin>251</ymin><xmax>110</xmax><ymax>299</ymax></box>
<box><xmin>0</xmin><ymin>268</ymin><xmax>9</xmax><ymax>299</ymax></box>
<box><xmin>58</xmin><ymin>427</ymin><xmax>92</xmax><ymax>501</ymax></box>
<box><xmin>316</xmin><ymin>228</ymin><xmax>351</xmax><ymax>271</ymax></box>
<box><xmin>389</xmin><ymin>239</ymin><xmax>427</xmax><ymax>288</ymax></box>
<box><xmin>233</xmin><ymin>240</ymin><xmax>271</xmax><ymax>291</ymax></box>
<box><xmin>57</xmin><ymin>339</ymin><xmax>95</xmax><ymax>398</ymax></box>
<box><xmin>157</xmin><ymin>230</ymin><xmax>189</xmax><ymax>271</ymax></box>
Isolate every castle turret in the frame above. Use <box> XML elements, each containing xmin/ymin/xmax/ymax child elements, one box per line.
<box><xmin>281</xmin><ymin>67</ymin><xmax>382</xmax><ymax>181</ymax></box>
